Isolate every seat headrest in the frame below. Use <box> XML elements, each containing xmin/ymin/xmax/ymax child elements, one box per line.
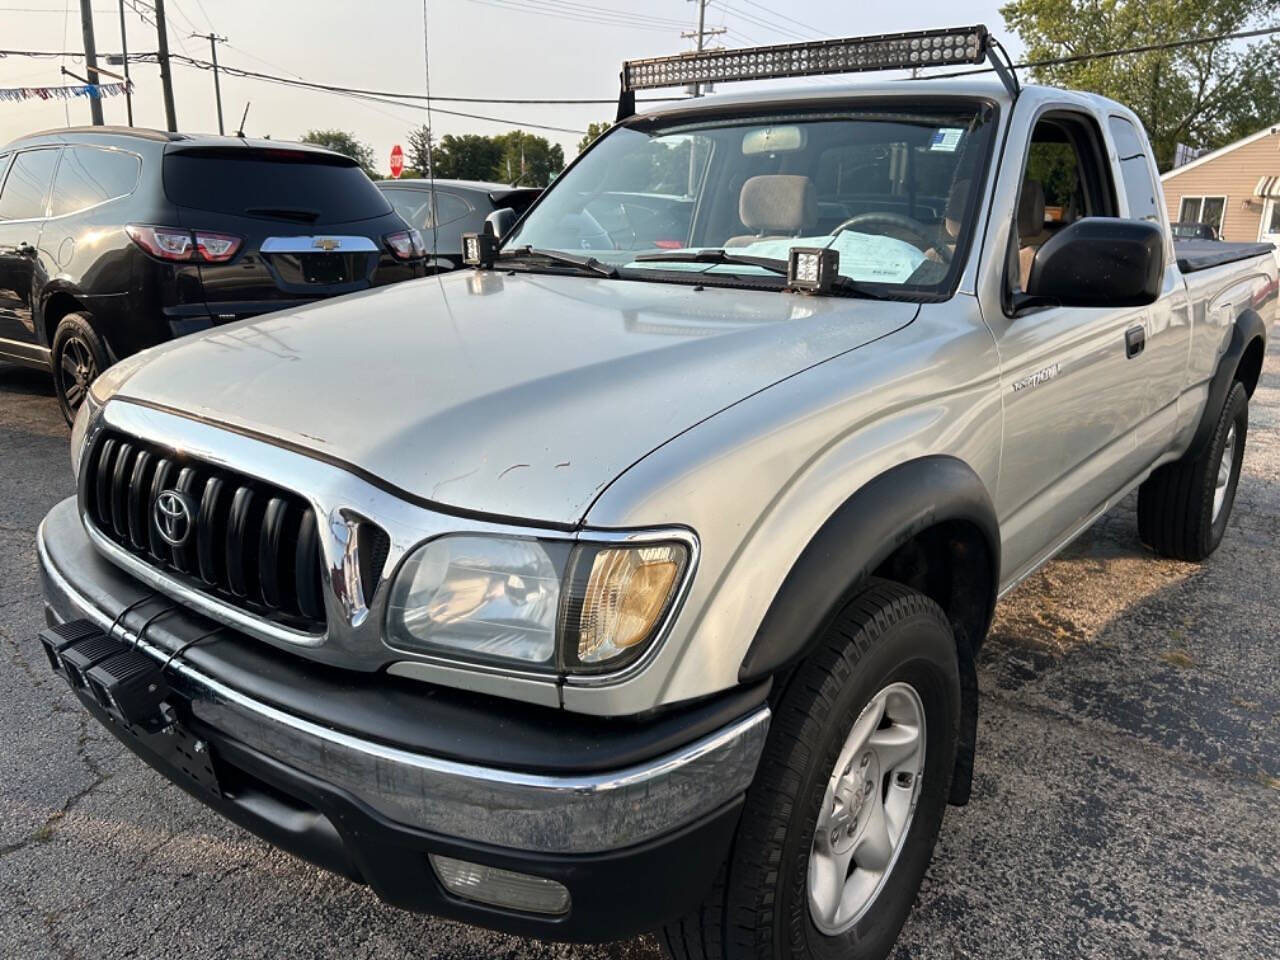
<box><xmin>739</xmin><ymin>175</ymin><xmax>817</xmax><ymax>234</ymax></box>
<box><xmin>1018</xmin><ymin>179</ymin><xmax>1046</xmax><ymax>238</ymax></box>
<box><xmin>944</xmin><ymin>179</ymin><xmax>971</xmax><ymax>239</ymax></box>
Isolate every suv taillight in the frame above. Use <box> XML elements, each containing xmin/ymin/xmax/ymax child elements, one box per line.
<box><xmin>126</xmin><ymin>224</ymin><xmax>242</xmax><ymax>263</ymax></box>
<box><xmin>385</xmin><ymin>228</ymin><xmax>425</xmax><ymax>260</ymax></box>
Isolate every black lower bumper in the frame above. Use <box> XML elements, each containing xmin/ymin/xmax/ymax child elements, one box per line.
<box><xmin>74</xmin><ymin>686</ymin><xmax>742</xmax><ymax>941</ymax></box>
<box><xmin>38</xmin><ymin>499</ymin><xmax>766</xmax><ymax>941</ymax></box>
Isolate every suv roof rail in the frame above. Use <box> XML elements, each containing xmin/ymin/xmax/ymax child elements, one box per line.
<box><xmin>616</xmin><ymin>24</ymin><xmax>1019</xmax><ymax>121</ymax></box>
<box><xmin>14</xmin><ymin>125</ymin><xmax>188</xmax><ymax>143</ymax></box>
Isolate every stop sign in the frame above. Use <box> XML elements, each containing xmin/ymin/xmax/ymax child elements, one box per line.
<box><xmin>389</xmin><ymin>144</ymin><xmax>404</xmax><ymax>179</ymax></box>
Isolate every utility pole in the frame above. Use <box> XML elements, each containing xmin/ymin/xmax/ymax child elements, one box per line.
<box><xmin>116</xmin><ymin>0</ymin><xmax>132</xmax><ymax>124</ymax></box>
<box><xmin>192</xmin><ymin>32</ymin><xmax>229</xmax><ymax>134</ymax></box>
<box><xmin>681</xmin><ymin>0</ymin><xmax>726</xmax><ymax>97</ymax></box>
<box><xmin>79</xmin><ymin>0</ymin><xmax>104</xmax><ymax>125</ymax></box>
<box><xmin>154</xmin><ymin>0</ymin><xmax>178</xmax><ymax>131</ymax></box>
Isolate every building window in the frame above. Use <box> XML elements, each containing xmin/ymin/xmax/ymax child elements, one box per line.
<box><xmin>1178</xmin><ymin>195</ymin><xmax>1226</xmax><ymax>235</ymax></box>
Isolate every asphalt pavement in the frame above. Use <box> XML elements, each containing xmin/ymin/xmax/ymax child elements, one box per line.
<box><xmin>0</xmin><ymin>347</ymin><xmax>1276</xmax><ymax>960</ymax></box>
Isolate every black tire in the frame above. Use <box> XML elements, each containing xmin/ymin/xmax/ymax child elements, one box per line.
<box><xmin>1137</xmin><ymin>381</ymin><xmax>1248</xmax><ymax>561</ymax></box>
<box><xmin>661</xmin><ymin>579</ymin><xmax>960</xmax><ymax>960</ymax></box>
<box><xmin>50</xmin><ymin>312</ymin><xmax>109</xmax><ymax>426</ymax></box>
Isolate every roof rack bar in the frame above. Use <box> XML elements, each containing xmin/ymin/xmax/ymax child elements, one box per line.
<box><xmin>615</xmin><ymin>25</ymin><xmax>992</xmax><ymax>119</ymax></box>
<box><xmin>986</xmin><ymin>38</ymin><xmax>1020</xmax><ymax>99</ymax></box>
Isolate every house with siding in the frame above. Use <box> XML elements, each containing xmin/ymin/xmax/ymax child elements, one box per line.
<box><xmin>1160</xmin><ymin>123</ymin><xmax>1280</xmax><ymax>253</ymax></box>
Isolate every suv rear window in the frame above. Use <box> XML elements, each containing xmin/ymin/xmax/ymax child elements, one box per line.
<box><xmin>163</xmin><ymin>146</ymin><xmax>391</xmax><ymax>223</ymax></box>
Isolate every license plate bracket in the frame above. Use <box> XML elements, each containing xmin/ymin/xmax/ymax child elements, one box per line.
<box><xmin>133</xmin><ymin>717</ymin><xmax>222</xmax><ymax>796</ymax></box>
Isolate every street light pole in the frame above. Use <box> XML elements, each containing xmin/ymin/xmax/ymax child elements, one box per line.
<box><xmin>192</xmin><ymin>32</ymin><xmax>228</xmax><ymax>135</ymax></box>
<box><xmin>79</xmin><ymin>0</ymin><xmax>104</xmax><ymax>125</ymax></box>
<box><xmin>154</xmin><ymin>0</ymin><xmax>178</xmax><ymax>131</ymax></box>
<box><xmin>116</xmin><ymin>0</ymin><xmax>132</xmax><ymax>125</ymax></box>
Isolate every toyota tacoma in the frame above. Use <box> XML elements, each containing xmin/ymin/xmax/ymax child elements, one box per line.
<box><xmin>35</xmin><ymin>26</ymin><xmax>1275</xmax><ymax>960</ymax></box>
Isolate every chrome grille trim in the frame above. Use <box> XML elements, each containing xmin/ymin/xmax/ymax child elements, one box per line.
<box><xmin>77</xmin><ymin>400</ymin><xmax>696</xmax><ymax>700</ymax></box>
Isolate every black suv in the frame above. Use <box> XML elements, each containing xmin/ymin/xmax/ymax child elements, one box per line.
<box><xmin>0</xmin><ymin>127</ymin><xmax>425</xmax><ymax>421</ymax></box>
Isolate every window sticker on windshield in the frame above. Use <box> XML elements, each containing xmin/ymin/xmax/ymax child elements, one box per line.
<box><xmin>929</xmin><ymin>128</ymin><xmax>964</xmax><ymax>152</ymax></box>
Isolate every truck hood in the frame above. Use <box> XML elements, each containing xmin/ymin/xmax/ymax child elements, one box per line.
<box><xmin>112</xmin><ymin>271</ymin><xmax>918</xmax><ymax>525</ymax></box>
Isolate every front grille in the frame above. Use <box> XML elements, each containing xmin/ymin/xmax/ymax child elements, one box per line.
<box><xmin>82</xmin><ymin>430</ymin><xmax>326</xmax><ymax>632</ymax></box>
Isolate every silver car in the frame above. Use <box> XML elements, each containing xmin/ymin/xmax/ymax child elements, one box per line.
<box><xmin>35</xmin><ymin>26</ymin><xmax>1275</xmax><ymax>960</ymax></box>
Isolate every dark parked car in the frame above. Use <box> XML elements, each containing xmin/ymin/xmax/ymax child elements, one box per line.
<box><xmin>377</xmin><ymin>179</ymin><xmax>541</xmax><ymax>272</ymax></box>
<box><xmin>1171</xmin><ymin>220</ymin><xmax>1219</xmax><ymax>240</ymax></box>
<box><xmin>0</xmin><ymin>126</ymin><xmax>426</xmax><ymax>421</ymax></box>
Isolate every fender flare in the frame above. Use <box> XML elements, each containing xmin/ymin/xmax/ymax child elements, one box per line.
<box><xmin>1187</xmin><ymin>308</ymin><xmax>1267</xmax><ymax>460</ymax></box>
<box><xmin>738</xmin><ymin>454</ymin><xmax>1000</xmax><ymax>682</ymax></box>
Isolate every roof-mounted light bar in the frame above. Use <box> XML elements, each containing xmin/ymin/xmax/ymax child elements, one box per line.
<box><xmin>617</xmin><ymin>25</ymin><xmax>1017</xmax><ymax>121</ymax></box>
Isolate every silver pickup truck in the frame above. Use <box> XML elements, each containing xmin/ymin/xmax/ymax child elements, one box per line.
<box><xmin>34</xmin><ymin>26</ymin><xmax>1275</xmax><ymax>960</ymax></box>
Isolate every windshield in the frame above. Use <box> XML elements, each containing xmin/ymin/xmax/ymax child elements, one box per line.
<box><xmin>505</xmin><ymin>105</ymin><xmax>995</xmax><ymax>297</ymax></box>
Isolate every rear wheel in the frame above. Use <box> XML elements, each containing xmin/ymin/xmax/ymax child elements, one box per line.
<box><xmin>660</xmin><ymin>580</ymin><xmax>960</xmax><ymax>960</ymax></box>
<box><xmin>51</xmin><ymin>312</ymin><xmax>109</xmax><ymax>425</ymax></box>
<box><xmin>1137</xmin><ymin>381</ymin><xmax>1248</xmax><ymax>561</ymax></box>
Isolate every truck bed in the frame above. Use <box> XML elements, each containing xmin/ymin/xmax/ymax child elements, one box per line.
<box><xmin>1175</xmin><ymin>240</ymin><xmax>1274</xmax><ymax>274</ymax></box>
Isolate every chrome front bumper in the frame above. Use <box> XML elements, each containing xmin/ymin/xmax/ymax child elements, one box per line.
<box><xmin>38</xmin><ymin>498</ymin><xmax>769</xmax><ymax>856</ymax></box>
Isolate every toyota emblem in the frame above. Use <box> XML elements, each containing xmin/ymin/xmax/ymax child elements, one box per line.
<box><xmin>154</xmin><ymin>490</ymin><xmax>197</xmax><ymax>547</ymax></box>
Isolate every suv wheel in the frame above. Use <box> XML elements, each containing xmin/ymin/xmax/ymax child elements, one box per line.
<box><xmin>1137</xmin><ymin>380</ymin><xmax>1248</xmax><ymax>561</ymax></box>
<box><xmin>660</xmin><ymin>579</ymin><xmax>960</xmax><ymax>960</ymax></box>
<box><xmin>51</xmin><ymin>312</ymin><xmax>109</xmax><ymax>425</ymax></box>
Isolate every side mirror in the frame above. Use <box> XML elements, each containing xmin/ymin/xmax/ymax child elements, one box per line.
<box><xmin>485</xmin><ymin>207</ymin><xmax>517</xmax><ymax>241</ymax></box>
<box><xmin>1022</xmin><ymin>217</ymin><xmax>1164</xmax><ymax>311</ymax></box>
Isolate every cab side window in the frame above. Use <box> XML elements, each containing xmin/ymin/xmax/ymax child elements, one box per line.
<box><xmin>1108</xmin><ymin>116</ymin><xmax>1161</xmax><ymax>224</ymax></box>
<box><xmin>1011</xmin><ymin>113</ymin><xmax>1115</xmax><ymax>293</ymax></box>
<box><xmin>0</xmin><ymin>148</ymin><xmax>61</xmax><ymax>221</ymax></box>
<box><xmin>50</xmin><ymin>146</ymin><xmax>141</xmax><ymax>217</ymax></box>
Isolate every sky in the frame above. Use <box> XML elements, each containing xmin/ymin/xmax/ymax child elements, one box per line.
<box><xmin>0</xmin><ymin>1</ymin><xmax>1024</xmax><ymax>175</ymax></box>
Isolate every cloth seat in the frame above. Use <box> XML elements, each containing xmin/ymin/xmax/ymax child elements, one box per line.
<box><xmin>725</xmin><ymin>175</ymin><xmax>817</xmax><ymax>247</ymax></box>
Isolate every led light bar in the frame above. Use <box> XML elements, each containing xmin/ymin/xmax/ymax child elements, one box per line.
<box><xmin>622</xmin><ymin>26</ymin><xmax>989</xmax><ymax>92</ymax></box>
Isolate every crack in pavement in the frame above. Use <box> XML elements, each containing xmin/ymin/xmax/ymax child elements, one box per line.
<box><xmin>0</xmin><ymin>712</ymin><xmax>114</xmax><ymax>861</ymax></box>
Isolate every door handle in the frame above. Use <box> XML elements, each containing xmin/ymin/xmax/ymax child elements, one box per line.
<box><xmin>1125</xmin><ymin>324</ymin><xmax>1146</xmax><ymax>358</ymax></box>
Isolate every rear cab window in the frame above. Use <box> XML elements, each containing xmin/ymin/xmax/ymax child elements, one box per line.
<box><xmin>1108</xmin><ymin>116</ymin><xmax>1162</xmax><ymax>224</ymax></box>
<box><xmin>163</xmin><ymin>146</ymin><xmax>392</xmax><ymax>224</ymax></box>
<box><xmin>0</xmin><ymin>147</ymin><xmax>61</xmax><ymax>221</ymax></box>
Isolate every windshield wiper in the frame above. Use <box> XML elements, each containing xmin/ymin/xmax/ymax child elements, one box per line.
<box><xmin>634</xmin><ymin>248</ymin><xmax>789</xmax><ymax>275</ymax></box>
<box><xmin>245</xmin><ymin>206</ymin><xmax>321</xmax><ymax>223</ymax></box>
<box><xmin>500</xmin><ymin>245</ymin><xmax>618</xmax><ymax>278</ymax></box>
<box><xmin>634</xmin><ymin>248</ymin><xmax>888</xmax><ymax>299</ymax></box>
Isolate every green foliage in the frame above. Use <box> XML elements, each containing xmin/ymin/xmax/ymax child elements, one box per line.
<box><xmin>406</xmin><ymin>130</ymin><xmax>566</xmax><ymax>186</ymax></box>
<box><xmin>1001</xmin><ymin>0</ymin><xmax>1280</xmax><ymax>170</ymax></box>
<box><xmin>577</xmin><ymin>121</ymin><xmax>612</xmax><ymax>154</ymax></box>
<box><xmin>406</xmin><ymin>125</ymin><xmax>434</xmax><ymax>177</ymax></box>
<box><xmin>492</xmin><ymin>130</ymin><xmax>566</xmax><ymax>186</ymax></box>
<box><xmin>298</xmin><ymin>129</ymin><xmax>379</xmax><ymax>178</ymax></box>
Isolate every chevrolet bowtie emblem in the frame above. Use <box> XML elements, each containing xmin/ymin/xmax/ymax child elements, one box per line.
<box><xmin>312</xmin><ymin>237</ymin><xmax>340</xmax><ymax>251</ymax></box>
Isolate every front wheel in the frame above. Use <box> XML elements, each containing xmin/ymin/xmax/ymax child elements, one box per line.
<box><xmin>660</xmin><ymin>580</ymin><xmax>960</xmax><ymax>960</ymax></box>
<box><xmin>51</xmin><ymin>312</ymin><xmax>110</xmax><ymax>426</ymax></box>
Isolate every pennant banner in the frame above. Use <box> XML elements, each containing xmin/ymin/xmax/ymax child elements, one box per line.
<box><xmin>0</xmin><ymin>81</ymin><xmax>133</xmax><ymax>104</ymax></box>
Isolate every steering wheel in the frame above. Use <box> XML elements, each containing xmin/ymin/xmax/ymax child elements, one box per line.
<box><xmin>830</xmin><ymin>212</ymin><xmax>939</xmax><ymax>256</ymax></box>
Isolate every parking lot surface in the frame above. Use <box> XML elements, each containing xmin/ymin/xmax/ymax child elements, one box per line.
<box><xmin>1</xmin><ymin>347</ymin><xmax>1276</xmax><ymax>960</ymax></box>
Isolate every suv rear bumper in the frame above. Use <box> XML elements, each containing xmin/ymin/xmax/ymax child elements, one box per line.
<box><xmin>37</xmin><ymin>498</ymin><xmax>768</xmax><ymax>940</ymax></box>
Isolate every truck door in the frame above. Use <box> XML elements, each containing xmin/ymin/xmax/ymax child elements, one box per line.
<box><xmin>1105</xmin><ymin>114</ymin><xmax>1190</xmax><ymax>429</ymax></box>
<box><xmin>983</xmin><ymin>109</ymin><xmax>1162</xmax><ymax>583</ymax></box>
<box><xmin>0</xmin><ymin>147</ymin><xmax>59</xmax><ymax>348</ymax></box>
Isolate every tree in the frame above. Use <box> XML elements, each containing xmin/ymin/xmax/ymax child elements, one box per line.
<box><xmin>1001</xmin><ymin>0</ymin><xmax>1280</xmax><ymax>171</ymax></box>
<box><xmin>577</xmin><ymin>121</ymin><xmax>611</xmax><ymax>155</ymax></box>
<box><xmin>493</xmin><ymin>130</ymin><xmax>566</xmax><ymax>186</ymax></box>
<box><xmin>299</xmin><ymin>129</ymin><xmax>380</xmax><ymax>178</ymax></box>
<box><xmin>406</xmin><ymin>124</ymin><xmax>434</xmax><ymax>176</ymax></box>
<box><xmin>431</xmin><ymin>134</ymin><xmax>505</xmax><ymax>181</ymax></box>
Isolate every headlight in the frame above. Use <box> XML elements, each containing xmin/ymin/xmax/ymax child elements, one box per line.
<box><xmin>386</xmin><ymin>533</ymin><xmax>691</xmax><ymax>675</ymax></box>
<box><xmin>69</xmin><ymin>392</ymin><xmax>101</xmax><ymax>477</ymax></box>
